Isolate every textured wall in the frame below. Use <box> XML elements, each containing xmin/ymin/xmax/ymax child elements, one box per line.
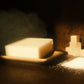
<box><xmin>52</xmin><ymin>0</ymin><xmax>84</xmax><ymax>51</ymax></box>
<box><xmin>54</xmin><ymin>22</ymin><xmax>84</xmax><ymax>51</ymax></box>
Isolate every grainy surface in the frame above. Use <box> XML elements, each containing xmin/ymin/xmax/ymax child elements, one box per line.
<box><xmin>0</xmin><ymin>59</ymin><xmax>84</xmax><ymax>84</ymax></box>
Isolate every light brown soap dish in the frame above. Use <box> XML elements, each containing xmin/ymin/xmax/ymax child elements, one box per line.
<box><xmin>1</xmin><ymin>51</ymin><xmax>67</xmax><ymax>64</ymax></box>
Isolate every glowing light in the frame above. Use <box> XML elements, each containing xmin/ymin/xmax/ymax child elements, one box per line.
<box><xmin>61</xmin><ymin>57</ymin><xmax>84</xmax><ymax>69</ymax></box>
<box><xmin>2</xmin><ymin>51</ymin><xmax>64</xmax><ymax>62</ymax></box>
<box><xmin>5</xmin><ymin>38</ymin><xmax>53</xmax><ymax>59</ymax></box>
<box><xmin>65</xmin><ymin>35</ymin><xmax>84</xmax><ymax>56</ymax></box>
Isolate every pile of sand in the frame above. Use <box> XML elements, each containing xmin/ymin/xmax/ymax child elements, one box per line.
<box><xmin>61</xmin><ymin>57</ymin><xmax>84</xmax><ymax>70</ymax></box>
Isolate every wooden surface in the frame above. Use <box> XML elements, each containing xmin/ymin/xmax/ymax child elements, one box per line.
<box><xmin>0</xmin><ymin>57</ymin><xmax>84</xmax><ymax>84</ymax></box>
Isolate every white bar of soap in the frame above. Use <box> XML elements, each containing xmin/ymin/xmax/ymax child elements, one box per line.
<box><xmin>5</xmin><ymin>38</ymin><xmax>53</xmax><ymax>59</ymax></box>
<box><xmin>1</xmin><ymin>51</ymin><xmax>64</xmax><ymax>63</ymax></box>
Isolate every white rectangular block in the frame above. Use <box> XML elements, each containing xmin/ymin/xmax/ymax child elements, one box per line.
<box><xmin>5</xmin><ymin>38</ymin><xmax>53</xmax><ymax>59</ymax></box>
<box><xmin>70</xmin><ymin>35</ymin><xmax>80</xmax><ymax>43</ymax></box>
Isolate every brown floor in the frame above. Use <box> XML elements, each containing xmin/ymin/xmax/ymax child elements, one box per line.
<box><xmin>0</xmin><ymin>58</ymin><xmax>84</xmax><ymax>84</ymax></box>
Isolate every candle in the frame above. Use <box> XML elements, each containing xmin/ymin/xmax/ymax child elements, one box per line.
<box><xmin>65</xmin><ymin>35</ymin><xmax>84</xmax><ymax>56</ymax></box>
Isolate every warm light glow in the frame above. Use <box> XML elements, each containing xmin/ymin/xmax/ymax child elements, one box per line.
<box><xmin>5</xmin><ymin>38</ymin><xmax>53</xmax><ymax>59</ymax></box>
<box><xmin>61</xmin><ymin>57</ymin><xmax>84</xmax><ymax>69</ymax></box>
<box><xmin>65</xmin><ymin>35</ymin><xmax>84</xmax><ymax>56</ymax></box>
<box><xmin>2</xmin><ymin>51</ymin><xmax>64</xmax><ymax>62</ymax></box>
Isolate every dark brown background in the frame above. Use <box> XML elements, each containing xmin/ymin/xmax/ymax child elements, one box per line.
<box><xmin>1</xmin><ymin>0</ymin><xmax>84</xmax><ymax>51</ymax></box>
<box><xmin>0</xmin><ymin>0</ymin><xmax>84</xmax><ymax>84</ymax></box>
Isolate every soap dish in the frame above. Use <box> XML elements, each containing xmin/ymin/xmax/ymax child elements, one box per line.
<box><xmin>0</xmin><ymin>51</ymin><xmax>67</xmax><ymax>64</ymax></box>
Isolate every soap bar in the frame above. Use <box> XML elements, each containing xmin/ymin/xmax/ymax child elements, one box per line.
<box><xmin>1</xmin><ymin>51</ymin><xmax>65</xmax><ymax>63</ymax></box>
<box><xmin>5</xmin><ymin>38</ymin><xmax>53</xmax><ymax>59</ymax></box>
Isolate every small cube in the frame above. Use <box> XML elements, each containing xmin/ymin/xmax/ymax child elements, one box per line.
<box><xmin>5</xmin><ymin>38</ymin><xmax>53</xmax><ymax>59</ymax></box>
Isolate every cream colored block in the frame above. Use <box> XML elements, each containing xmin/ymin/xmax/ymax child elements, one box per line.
<box><xmin>69</xmin><ymin>42</ymin><xmax>81</xmax><ymax>49</ymax></box>
<box><xmin>70</xmin><ymin>35</ymin><xmax>80</xmax><ymax>43</ymax></box>
<box><xmin>5</xmin><ymin>38</ymin><xmax>53</xmax><ymax>59</ymax></box>
<box><xmin>1</xmin><ymin>51</ymin><xmax>64</xmax><ymax>63</ymax></box>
